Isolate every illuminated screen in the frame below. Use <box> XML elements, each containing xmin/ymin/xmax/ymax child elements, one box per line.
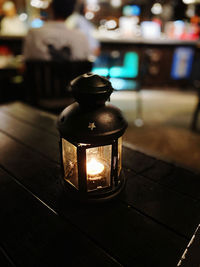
<box><xmin>31</xmin><ymin>18</ymin><xmax>44</xmax><ymax>28</ymax></box>
<box><xmin>171</xmin><ymin>47</ymin><xmax>194</xmax><ymax>80</ymax></box>
<box><xmin>92</xmin><ymin>51</ymin><xmax>139</xmax><ymax>78</ymax></box>
<box><xmin>92</xmin><ymin>51</ymin><xmax>139</xmax><ymax>90</ymax></box>
<box><xmin>122</xmin><ymin>5</ymin><xmax>141</xmax><ymax>16</ymax></box>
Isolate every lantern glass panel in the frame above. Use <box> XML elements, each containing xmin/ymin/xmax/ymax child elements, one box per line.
<box><xmin>118</xmin><ymin>137</ymin><xmax>122</xmax><ymax>176</ymax></box>
<box><xmin>86</xmin><ymin>145</ymin><xmax>112</xmax><ymax>192</ymax></box>
<box><xmin>62</xmin><ymin>139</ymin><xmax>78</xmax><ymax>189</ymax></box>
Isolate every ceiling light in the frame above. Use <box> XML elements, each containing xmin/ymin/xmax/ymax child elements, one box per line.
<box><xmin>151</xmin><ymin>3</ymin><xmax>163</xmax><ymax>15</ymax></box>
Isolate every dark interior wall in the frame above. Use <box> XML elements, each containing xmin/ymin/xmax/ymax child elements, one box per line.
<box><xmin>0</xmin><ymin>0</ymin><xmax>190</xmax><ymax>22</ymax></box>
<box><xmin>91</xmin><ymin>0</ymin><xmax>189</xmax><ymax>25</ymax></box>
<box><xmin>173</xmin><ymin>0</ymin><xmax>187</xmax><ymax>20</ymax></box>
<box><xmin>14</xmin><ymin>0</ymin><xmax>26</xmax><ymax>12</ymax></box>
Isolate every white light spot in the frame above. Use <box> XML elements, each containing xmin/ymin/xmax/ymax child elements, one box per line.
<box><xmin>151</xmin><ymin>3</ymin><xmax>163</xmax><ymax>15</ymax></box>
<box><xmin>85</xmin><ymin>11</ymin><xmax>95</xmax><ymax>20</ymax></box>
<box><xmin>105</xmin><ymin>20</ymin><xmax>117</xmax><ymax>30</ymax></box>
<box><xmin>183</xmin><ymin>0</ymin><xmax>195</xmax><ymax>4</ymax></box>
<box><xmin>19</xmin><ymin>13</ymin><xmax>28</xmax><ymax>21</ymax></box>
<box><xmin>111</xmin><ymin>0</ymin><xmax>122</xmax><ymax>8</ymax></box>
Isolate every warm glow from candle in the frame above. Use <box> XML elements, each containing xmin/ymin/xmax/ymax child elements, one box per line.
<box><xmin>87</xmin><ymin>158</ymin><xmax>104</xmax><ymax>176</ymax></box>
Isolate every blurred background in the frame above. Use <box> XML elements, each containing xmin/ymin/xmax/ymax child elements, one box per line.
<box><xmin>0</xmin><ymin>0</ymin><xmax>200</xmax><ymax>171</ymax></box>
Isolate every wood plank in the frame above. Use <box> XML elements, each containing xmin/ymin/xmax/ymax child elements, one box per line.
<box><xmin>0</xmin><ymin>102</ymin><xmax>58</xmax><ymax>136</ymax></box>
<box><xmin>160</xmin><ymin>166</ymin><xmax>200</xmax><ymax>200</ymax></box>
<box><xmin>2</xmin><ymin>106</ymin><xmax>199</xmax><ymax>204</ymax></box>
<box><xmin>0</xmin><ymin>124</ymin><xmax>199</xmax><ymax>239</ymax></box>
<box><xmin>140</xmin><ymin>160</ymin><xmax>200</xmax><ymax>200</ymax></box>
<box><xmin>0</xmin><ymin>168</ymin><xmax>121</xmax><ymax>267</ymax></box>
<box><xmin>139</xmin><ymin>159</ymin><xmax>174</xmax><ymax>182</ymax></box>
<box><xmin>0</xmin><ymin>114</ymin><xmax>197</xmax><ymax>239</ymax></box>
<box><xmin>0</xmin><ymin>132</ymin><xmax>188</xmax><ymax>266</ymax></box>
<box><xmin>122</xmin><ymin>146</ymin><xmax>156</xmax><ymax>173</ymax></box>
<box><xmin>2</xmin><ymin>102</ymin><xmax>199</xmax><ymax>202</ymax></box>
<box><xmin>0</xmin><ymin>103</ymin><xmax>198</xmax><ymax>265</ymax></box>
<box><xmin>0</xmin><ymin>246</ymin><xmax>15</xmax><ymax>267</ymax></box>
<box><xmin>177</xmin><ymin>224</ymin><xmax>200</xmax><ymax>267</ymax></box>
<box><xmin>67</xmin><ymin>201</ymin><xmax>186</xmax><ymax>267</ymax></box>
<box><xmin>0</xmin><ymin>110</ymin><xmax>59</xmax><ymax>163</ymax></box>
<box><xmin>0</xmin><ymin>131</ymin><xmax>62</xmax><ymax>208</ymax></box>
<box><xmin>0</xmin><ymin>103</ymin><xmax>172</xmax><ymax>175</ymax></box>
<box><xmin>120</xmin><ymin>169</ymin><xmax>200</xmax><ymax>238</ymax></box>
<box><xmin>0</xmin><ymin>103</ymin><xmax>159</xmax><ymax>172</ymax></box>
<box><xmin>0</xmin><ymin>104</ymin><xmax>199</xmax><ymax>237</ymax></box>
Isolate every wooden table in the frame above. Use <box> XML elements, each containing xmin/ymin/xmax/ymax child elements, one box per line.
<box><xmin>0</xmin><ymin>102</ymin><xmax>199</xmax><ymax>267</ymax></box>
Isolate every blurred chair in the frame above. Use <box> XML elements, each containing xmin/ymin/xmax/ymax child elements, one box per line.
<box><xmin>191</xmin><ymin>81</ymin><xmax>200</xmax><ymax>132</ymax></box>
<box><xmin>24</xmin><ymin>60</ymin><xmax>92</xmax><ymax>113</ymax></box>
<box><xmin>190</xmin><ymin>49</ymin><xmax>200</xmax><ymax>132</ymax></box>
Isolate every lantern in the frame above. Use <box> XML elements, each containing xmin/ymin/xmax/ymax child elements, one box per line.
<box><xmin>57</xmin><ymin>73</ymin><xmax>128</xmax><ymax>202</ymax></box>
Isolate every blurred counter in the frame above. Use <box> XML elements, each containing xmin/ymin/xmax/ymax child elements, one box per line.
<box><xmin>0</xmin><ymin>34</ymin><xmax>199</xmax><ymax>89</ymax></box>
<box><xmin>97</xmin><ymin>35</ymin><xmax>199</xmax><ymax>46</ymax></box>
<box><xmin>94</xmin><ymin>33</ymin><xmax>200</xmax><ymax>89</ymax></box>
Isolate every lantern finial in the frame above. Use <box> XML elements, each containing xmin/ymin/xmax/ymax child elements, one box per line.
<box><xmin>70</xmin><ymin>72</ymin><xmax>113</xmax><ymax>106</ymax></box>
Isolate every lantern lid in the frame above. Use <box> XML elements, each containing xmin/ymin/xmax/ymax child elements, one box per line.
<box><xmin>57</xmin><ymin>73</ymin><xmax>128</xmax><ymax>144</ymax></box>
<box><xmin>58</xmin><ymin>102</ymin><xmax>128</xmax><ymax>143</ymax></box>
<box><xmin>70</xmin><ymin>73</ymin><xmax>113</xmax><ymax>106</ymax></box>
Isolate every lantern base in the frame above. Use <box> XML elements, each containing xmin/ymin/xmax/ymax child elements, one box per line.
<box><xmin>61</xmin><ymin>171</ymin><xmax>126</xmax><ymax>203</ymax></box>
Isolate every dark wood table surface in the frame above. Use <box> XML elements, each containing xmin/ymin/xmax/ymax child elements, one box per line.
<box><xmin>0</xmin><ymin>101</ymin><xmax>200</xmax><ymax>267</ymax></box>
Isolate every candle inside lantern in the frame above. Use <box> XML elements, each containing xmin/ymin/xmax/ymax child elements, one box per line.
<box><xmin>86</xmin><ymin>145</ymin><xmax>111</xmax><ymax>191</ymax></box>
<box><xmin>87</xmin><ymin>158</ymin><xmax>104</xmax><ymax>177</ymax></box>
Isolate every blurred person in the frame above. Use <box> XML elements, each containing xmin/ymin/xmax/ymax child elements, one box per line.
<box><xmin>23</xmin><ymin>0</ymin><xmax>90</xmax><ymax>61</ymax></box>
<box><xmin>66</xmin><ymin>2</ymin><xmax>100</xmax><ymax>58</ymax></box>
<box><xmin>1</xmin><ymin>1</ymin><xmax>27</xmax><ymax>35</ymax></box>
<box><xmin>0</xmin><ymin>0</ymin><xmax>4</xmax><ymax>29</ymax></box>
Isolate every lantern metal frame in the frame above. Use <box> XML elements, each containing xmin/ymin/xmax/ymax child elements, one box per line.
<box><xmin>57</xmin><ymin>73</ymin><xmax>127</xmax><ymax>202</ymax></box>
<box><xmin>59</xmin><ymin>138</ymin><xmax>125</xmax><ymax>202</ymax></box>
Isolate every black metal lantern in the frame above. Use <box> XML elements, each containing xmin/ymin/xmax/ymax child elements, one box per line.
<box><xmin>57</xmin><ymin>73</ymin><xmax>128</xmax><ymax>202</ymax></box>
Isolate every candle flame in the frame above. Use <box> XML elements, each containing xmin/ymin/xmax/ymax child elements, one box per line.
<box><xmin>87</xmin><ymin>158</ymin><xmax>104</xmax><ymax>176</ymax></box>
